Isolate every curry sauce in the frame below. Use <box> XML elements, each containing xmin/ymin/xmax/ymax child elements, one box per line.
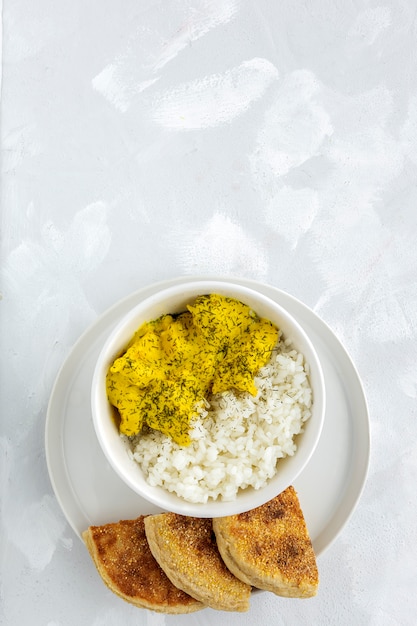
<box><xmin>106</xmin><ymin>294</ymin><xmax>279</xmax><ymax>446</ymax></box>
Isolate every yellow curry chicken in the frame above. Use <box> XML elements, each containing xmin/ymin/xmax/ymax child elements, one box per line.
<box><xmin>106</xmin><ymin>294</ymin><xmax>279</xmax><ymax>446</ymax></box>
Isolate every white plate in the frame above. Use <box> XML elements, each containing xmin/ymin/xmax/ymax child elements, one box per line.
<box><xmin>45</xmin><ymin>277</ymin><xmax>370</xmax><ymax>557</ymax></box>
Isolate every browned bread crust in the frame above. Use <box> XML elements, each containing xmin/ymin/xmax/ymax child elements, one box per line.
<box><xmin>144</xmin><ymin>513</ymin><xmax>251</xmax><ymax>611</ymax></box>
<box><xmin>213</xmin><ymin>487</ymin><xmax>319</xmax><ymax>598</ymax></box>
<box><xmin>82</xmin><ymin>516</ymin><xmax>204</xmax><ymax>613</ymax></box>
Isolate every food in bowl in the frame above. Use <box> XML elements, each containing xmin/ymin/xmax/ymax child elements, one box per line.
<box><xmin>106</xmin><ymin>294</ymin><xmax>279</xmax><ymax>444</ymax></box>
<box><xmin>105</xmin><ymin>293</ymin><xmax>313</xmax><ymax>504</ymax></box>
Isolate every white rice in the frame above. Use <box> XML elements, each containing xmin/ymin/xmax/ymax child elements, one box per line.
<box><xmin>127</xmin><ymin>335</ymin><xmax>312</xmax><ymax>503</ymax></box>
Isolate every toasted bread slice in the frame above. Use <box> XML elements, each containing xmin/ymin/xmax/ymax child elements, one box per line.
<box><xmin>213</xmin><ymin>487</ymin><xmax>319</xmax><ymax>598</ymax></box>
<box><xmin>82</xmin><ymin>516</ymin><xmax>203</xmax><ymax>613</ymax></box>
<box><xmin>144</xmin><ymin>513</ymin><xmax>251</xmax><ymax>612</ymax></box>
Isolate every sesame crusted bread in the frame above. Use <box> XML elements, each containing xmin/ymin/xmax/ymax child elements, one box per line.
<box><xmin>144</xmin><ymin>513</ymin><xmax>251</xmax><ymax>612</ymax></box>
<box><xmin>213</xmin><ymin>487</ymin><xmax>319</xmax><ymax>598</ymax></box>
<box><xmin>82</xmin><ymin>516</ymin><xmax>204</xmax><ymax>614</ymax></box>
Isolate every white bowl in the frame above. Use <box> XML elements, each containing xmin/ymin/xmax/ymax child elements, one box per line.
<box><xmin>91</xmin><ymin>281</ymin><xmax>325</xmax><ymax>517</ymax></box>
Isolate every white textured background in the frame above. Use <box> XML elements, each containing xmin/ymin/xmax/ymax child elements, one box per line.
<box><xmin>1</xmin><ymin>1</ymin><xmax>416</xmax><ymax>624</ymax></box>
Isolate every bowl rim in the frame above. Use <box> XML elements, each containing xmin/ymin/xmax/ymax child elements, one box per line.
<box><xmin>91</xmin><ymin>280</ymin><xmax>326</xmax><ymax>517</ymax></box>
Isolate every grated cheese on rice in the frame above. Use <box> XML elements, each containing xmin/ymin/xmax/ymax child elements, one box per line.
<box><xmin>126</xmin><ymin>335</ymin><xmax>312</xmax><ymax>503</ymax></box>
